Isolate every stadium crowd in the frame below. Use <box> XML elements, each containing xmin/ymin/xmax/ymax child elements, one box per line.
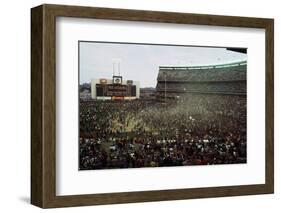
<box><xmin>79</xmin><ymin>94</ymin><xmax>247</xmax><ymax>170</ymax></box>
<box><xmin>158</xmin><ymin>64</ymin><xmax>246</xmax><ymax>82</ymax></box>
<box><xmin>156</xmin><ymin>81</ymin><xmax>246</xmax><ymax>94</ymax></box>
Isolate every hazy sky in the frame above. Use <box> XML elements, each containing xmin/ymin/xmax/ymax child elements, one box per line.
<box><xmin>79</xmin><ymin>42</ymin><xmax>247</xmax><ymax>87</ymax></box>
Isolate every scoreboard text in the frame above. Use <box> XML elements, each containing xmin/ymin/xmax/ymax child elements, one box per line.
<box><xmin>96</xmin><ymin>84</ymin><xmax>136</xmax><ymax>97</ymax></box>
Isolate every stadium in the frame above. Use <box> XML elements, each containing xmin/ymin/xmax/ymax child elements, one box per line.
<box><xmin>79</xmin><ymin>59</ymin><xmax>247</xmax><ymax>170</ymax></box>
<box><xmin>156</xmin><ymin>60</ymin><xmax>246</xmax><ymax>101</ymax></box>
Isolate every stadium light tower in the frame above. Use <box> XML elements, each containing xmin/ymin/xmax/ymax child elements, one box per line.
<box><xmin>112</xmin><ymin>62</ymin><xmax>115</xmax><ymax>76</ymax></box>
<box><xmin>113</xmin><ymin>58</ymin><xmax>121</xmax><ymax>76</ymax></box>
<box><xmin>112</xmin><ymin>59</ymin><xmax>116</xmax><ymax>76</ymax></box>
<box><xmin>118</xmin><ymin>60</ymin><xmax>120</xmax><ymax>76</ymax></box>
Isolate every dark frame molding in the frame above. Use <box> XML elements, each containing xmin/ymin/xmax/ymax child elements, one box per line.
<box><xmin>31</xmin><ymin>4</ymin><xmax>274</xmax><ymax>208</ymax></box>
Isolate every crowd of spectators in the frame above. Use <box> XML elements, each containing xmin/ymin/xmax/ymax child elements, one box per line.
<box><xmin>157</xmin><ymin>64</ymin><xmax>246</xmax><ymax>82</ymax></box>
<box><xmin>156</xmin><ymin>81</ymin><xmax>246</xmax><ymax>94</ymax></box>
<box><xmin>79</xmin><ymin>93</ymin><xmax>247</xmax><ymax>170</ymax></box>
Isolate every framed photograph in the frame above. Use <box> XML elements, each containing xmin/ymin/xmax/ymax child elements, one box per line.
<box><xmin>31</xmin><ymin>4</ymin><xmax>274</xmax><ymax>208</ymax></box>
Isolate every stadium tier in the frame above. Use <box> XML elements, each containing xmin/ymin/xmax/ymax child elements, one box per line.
<box><xmin>156</xmin><ymin>61</ymin><xmax>246</xmax><ymax>100</ymax></box>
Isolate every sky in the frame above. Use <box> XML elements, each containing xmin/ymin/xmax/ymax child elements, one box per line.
<box><xmin>79</xmin><ymin>41</ymin><xmax>247</xmax><ymax>87</ymax></box>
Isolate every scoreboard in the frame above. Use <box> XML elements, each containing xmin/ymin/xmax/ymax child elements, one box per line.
<box><xmin>96</xmin><ymin>84</ymin><xmax>136</xmax><ymax>97</ymax></box>
<box><xmin>91</xmin><ymin>76</ymin><xmax>139</xmax><ymax>99</ymax></box>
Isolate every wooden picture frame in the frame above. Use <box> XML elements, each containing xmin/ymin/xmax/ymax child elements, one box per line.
<box><xmin>31</xmin><ymin>4</ymin><xmax>274</xmax><ymax>208</ymax></box>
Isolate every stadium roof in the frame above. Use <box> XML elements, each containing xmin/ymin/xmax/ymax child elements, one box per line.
<box><xmin>159</xmin><ymin>60</ymin><xmax>247</xmax><ymax>70</ymax></box>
